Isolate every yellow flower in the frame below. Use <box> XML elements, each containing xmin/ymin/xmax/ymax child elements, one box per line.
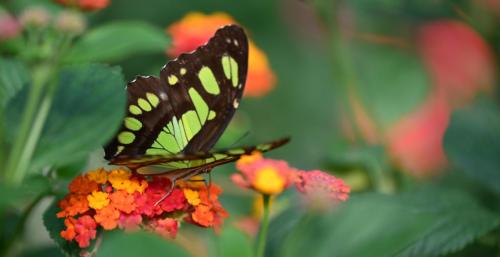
<box><xmin>86</xmin><ymin>168</ymin><xmax>108</xmax><ymax>184</ymax></box>
<box><xmin>108</xmin><ymin>169</ymin><xmax>132</xmax><ymax>190</ymax></box>
<box><xmin>252</xmin><ymin>166</ymin><xmax>286</xmax><ymax>195</ymax></box>
<box><xmin>127</xmin><ymin>178</ymin><xmax>148</xmax><ymax>194</ymax></box>
<box><xmin>87</xmin><ymin>191</ymin><xmax>110</xmax><ymax>210</ymax></box>
<box><xmin>183</xmin><ymin>189</ymin><xmax>201</xmax><ymax>206</ymax></box>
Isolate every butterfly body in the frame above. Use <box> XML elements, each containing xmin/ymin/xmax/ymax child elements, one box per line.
<box><xmin>105</xmin><ymin>25</ymin><xmax>288</xmax><ymax>181</ymax></box>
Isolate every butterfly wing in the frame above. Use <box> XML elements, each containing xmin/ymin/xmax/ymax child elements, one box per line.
<box><xmin>109</xmin><ymin>137</ymin><xmax>290</xmax><ymax>174</ymax></box>
<box><xmin>104</xmin><ymin>25</ymin><xmax>248</xmax><ymax>160</ymax></box>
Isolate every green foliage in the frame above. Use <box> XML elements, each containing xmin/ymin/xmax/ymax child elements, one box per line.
<box><xmin>98</xmin><ymin>231</ymin><xmax>192</xmax><ymax>257</ymax></box>
<box><xmin>444</xmin><ymin>100</ymin><xmax>500</xmax><ymax>195</ymax></box>
<box><xmin>217</xmin><ymin>226</ymin><xmax>253</xmax><ymax>257</ymax></box>
<box><xmin>350</xmin><ymin>42</ymin><xmax>429</xmax><ymax>130</ymax></box>
<box><xmin>269</xmin><ymin>188</ymin><xmax>499</xmax><ymax>257</ymax></box>
<box><xmin>0</xmin><ymin>175</ymin><xmax>49</xmax><ymax>212</ymax></box>
<box><xmin>65</xmin><ymin>21</ymin><xmax>170</xmax><ymax>63</ymax></box>
<box><xmin>0</xmin><ymin>58</ymin><xmax>29</xmax><ymax>108</ymax></box>
<box><xmin>29</xmin><ymin>64</ymin><xmax>125</xmax><ymax>171</ymax></box>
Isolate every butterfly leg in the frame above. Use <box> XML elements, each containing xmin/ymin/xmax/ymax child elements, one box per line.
<box><xmin>153</xmin><ymin>167</ymin><xmax>206</xmax><ymax>206</ymax></box>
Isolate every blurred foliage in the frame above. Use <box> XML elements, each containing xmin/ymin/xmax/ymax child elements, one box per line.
<box><xmin>1</xmin><ymin>0</ymin><xmax>500</xmax><ymax>256</ymax></box>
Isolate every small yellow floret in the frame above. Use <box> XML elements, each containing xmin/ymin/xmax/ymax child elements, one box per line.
<box><xmin>183</xmin><ymin>189</ymin><xmax>201</xmax><ymax>206</ymax></box>
<box><xmin>87</xmin><ymin>191</ymin><xmax>110</xmax><ymax>210</ymax></box>
<box><xmin>252</xmin><ymin>167</ymin><xmax>285</xmax><ymax>195</ymax></box>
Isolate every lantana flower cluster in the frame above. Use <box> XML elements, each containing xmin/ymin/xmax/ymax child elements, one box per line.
<box><xmin>232</xmin><ymin>152</ymin><xmax>350</xmax><ymax>204</ymax></box>
<box><xmin>57</xmin><ymin>168</ymin><xmax>228</xmax><ymax>248</ymax></box>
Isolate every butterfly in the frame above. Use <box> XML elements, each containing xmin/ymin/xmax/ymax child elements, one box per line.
<box><xmin>104</xmin><ymin>24</ymin><xmax>289</xmax><ymax>186</ymax></box>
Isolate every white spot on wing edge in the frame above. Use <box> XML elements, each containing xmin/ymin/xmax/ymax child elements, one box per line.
<box><xmin>226</xmin><ymin>38</ymin><xmax>231</xmax><ymax>43</ymax></box>
<box><xmin>234</xmin><ymin>39</ymin><xmax>239</xmax><ymax>46</ymax></box>
<box><xmin>233</xmin><ymin>99</ymin><xmax>239</xmax><ymax>109</ymax></box>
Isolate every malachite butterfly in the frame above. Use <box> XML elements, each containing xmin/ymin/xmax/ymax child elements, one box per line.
<box><xmin>104</xmin><ymin>24</ymin><xmax>289</xmax><ymax>184</ymax></box>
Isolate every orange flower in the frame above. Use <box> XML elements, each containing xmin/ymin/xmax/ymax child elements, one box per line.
<box><xmin>86</xmin><ymin>168</ymin><xmax>108</xmax><ymax>184</ymax></box>
<box><xmin>68</xmin><ymin>175</ymin><xmax>98</xmax><ymax>194</ymax></box>
<box><xmin>57</xmin><ymin>194</ymin><xmax>89</xmax><ymax>218</ymax></box>
<box><xmin>232</xmin><ymin>153</ymin><xmax>297</xmax><ymax>195</ymax></box>
<box><xmin>60</xmin><ymin>217</ymin><xmax>77</xmax><ymax>241</ymax></box>
<box><xmin>166</xmin><ymin>12</ymin><xmax>276</xmax><ymax>97</ymax></box>
<box><xmin>245</xmin><ymin>42</ymin><xmax>276</xmax><ymax>97</ymax></box>
<box><xmin>94</xmin><ymin>205</ymin><xmax>120</xmax><ymax>230</ymax></box>
<box><xmin>191</xmin><ymin>204</ymin><xmax>214</xmax><ymax>227</ymax></box>
<box><xmin>53</xmin><ymin>0</ymin><xmax>110</xmax><ymax>11</ymax></box>
<box><xmin>109</xmin><ymin>190</ymin><xmax>136</xmax><ymax>214</ymax></box>
<box><xmin>57</xmin><ymin>167</ymin><xmax>229</xmax><ymax>248</ymax></box>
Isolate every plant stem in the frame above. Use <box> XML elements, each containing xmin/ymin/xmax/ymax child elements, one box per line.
<box><xmin>4</xmin><ymin>64</ymin><xmax>53</xmax><ymax>184</ymax></box>
<box><xmin>256</xmin><ymin>194</ymin><xmax>271</xmax><ymax>257</ymax></box>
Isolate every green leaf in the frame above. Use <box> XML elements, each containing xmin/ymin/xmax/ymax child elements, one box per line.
<box><xmin>271</xmin><ymin>188</ymin><xmax>499</xmax><ymax>257</ymax></box>
<box><xmin>0</xmin><ymin>58</ymin><xmax>29</xmax><ymax>108</ymax></box>
<box><xmin>350</xmin><ymin>42</ymin><xmax>429</xmax><ymax>130</ymax></box>
<box><xmin>395</xmin><ymin>188</ymin><xmax>500</xmax><ymax>257</ymax></box>
<box><xmin>444</xmin><ymin>100</ymin><xmax>500</xmax><ymax>195</ymax></box>
<box><xmin>0</xmin><ymin>175</ymin><xmax>49</xmax><ymax>211</ymax></box>
<box><xmin>217</xmin><ymin>226</ymin><xmax>253</xmax><ymax>257</ymax></box>
<box><xmin>43</xmin><ymin>197</ymin><xmax>83</xmax><ymax>257</ymax></box>
<box><xmin>97</xmin><ymin>231</ymin><xmax>192</xmax><ymax>257</ymax></box>
<box><xmin>29</xmin><ymin>64</ymin><xmax>125</xmax><ymax>171</ymax></box>
<box><xmin>65</xmin><ymin>21</ymin><xmax>170</xmax><ymax>63</ymax></box>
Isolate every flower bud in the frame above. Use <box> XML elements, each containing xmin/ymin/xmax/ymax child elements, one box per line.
<box><xmin>55</xmin><ymin>10</ymin><xmax>86</xmax><ymax>35</ymax></box>
<box><xmin>19</xmin><ymin>6</ymin><xmax>50</xmax><ymax>28</ymax></box>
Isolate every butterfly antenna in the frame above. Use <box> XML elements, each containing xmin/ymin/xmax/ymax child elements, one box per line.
<box><xmin>229</xmin><ymin>131</ymin><xmax>250</xmax><ymax>148</ymax></box>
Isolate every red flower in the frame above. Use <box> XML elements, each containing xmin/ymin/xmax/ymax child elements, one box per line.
<box><xmin>418</xmin><ymin>20</ymin><xmax>495</xmax><ymax>106</ymax></box>
<box><xmin>386</xmin><ymin>93</ymin><xmax>450</xmax><ymax>176</ymax></box>
<box><xmin>73</xmin><ymin>215</ymin><xmax>97</xmax><ymax>248</ymax></box>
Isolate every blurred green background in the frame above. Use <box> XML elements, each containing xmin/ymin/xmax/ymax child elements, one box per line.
<box><xmin>1</xmin><ymin>0</ymin><xmax>500</xmax><ymax>256</ymax></box>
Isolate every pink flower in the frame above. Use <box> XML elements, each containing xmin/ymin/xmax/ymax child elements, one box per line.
<box><xmin>295</xmin><ymin>170</ymin><xmax>350</xmax><ymax>209</ymax></box>
<box><xmin>149</xmin><ymin>218</ymin><xmax>179</xmax><ymax>239</ymax></box>
<box><xmin>118</xmin><ymin>213</ymin><xmax>142</xmax><ymax>231</ymax></box>
<box><xmin>0</xmin><ymin>12</ymin><xmax>21</xmax><ymax>41</ymax></box>
<box><xmin>232</xmin><ymin>153</ymin><xmax>297</xmax><ymax>195</ymax></box>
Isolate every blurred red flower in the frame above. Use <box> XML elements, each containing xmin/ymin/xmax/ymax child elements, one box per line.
<box><xmin>166</xmin><ymin>12</ymin><xmax>276</xmax><ymax>97</ymax></box>
<box><xmin>54</xmin><ymin>0</ymin><xmax>110</xmax><ymax>11</ymax></box>
<box><xmin>418</xmin><ymin>20</ymin><xmax>496</xmax><ymax>107</ymax></box>
<box><xmin>386</xmin><ymin>93</ymin><xmax>450</xmax><ymax>176</ymax></box>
